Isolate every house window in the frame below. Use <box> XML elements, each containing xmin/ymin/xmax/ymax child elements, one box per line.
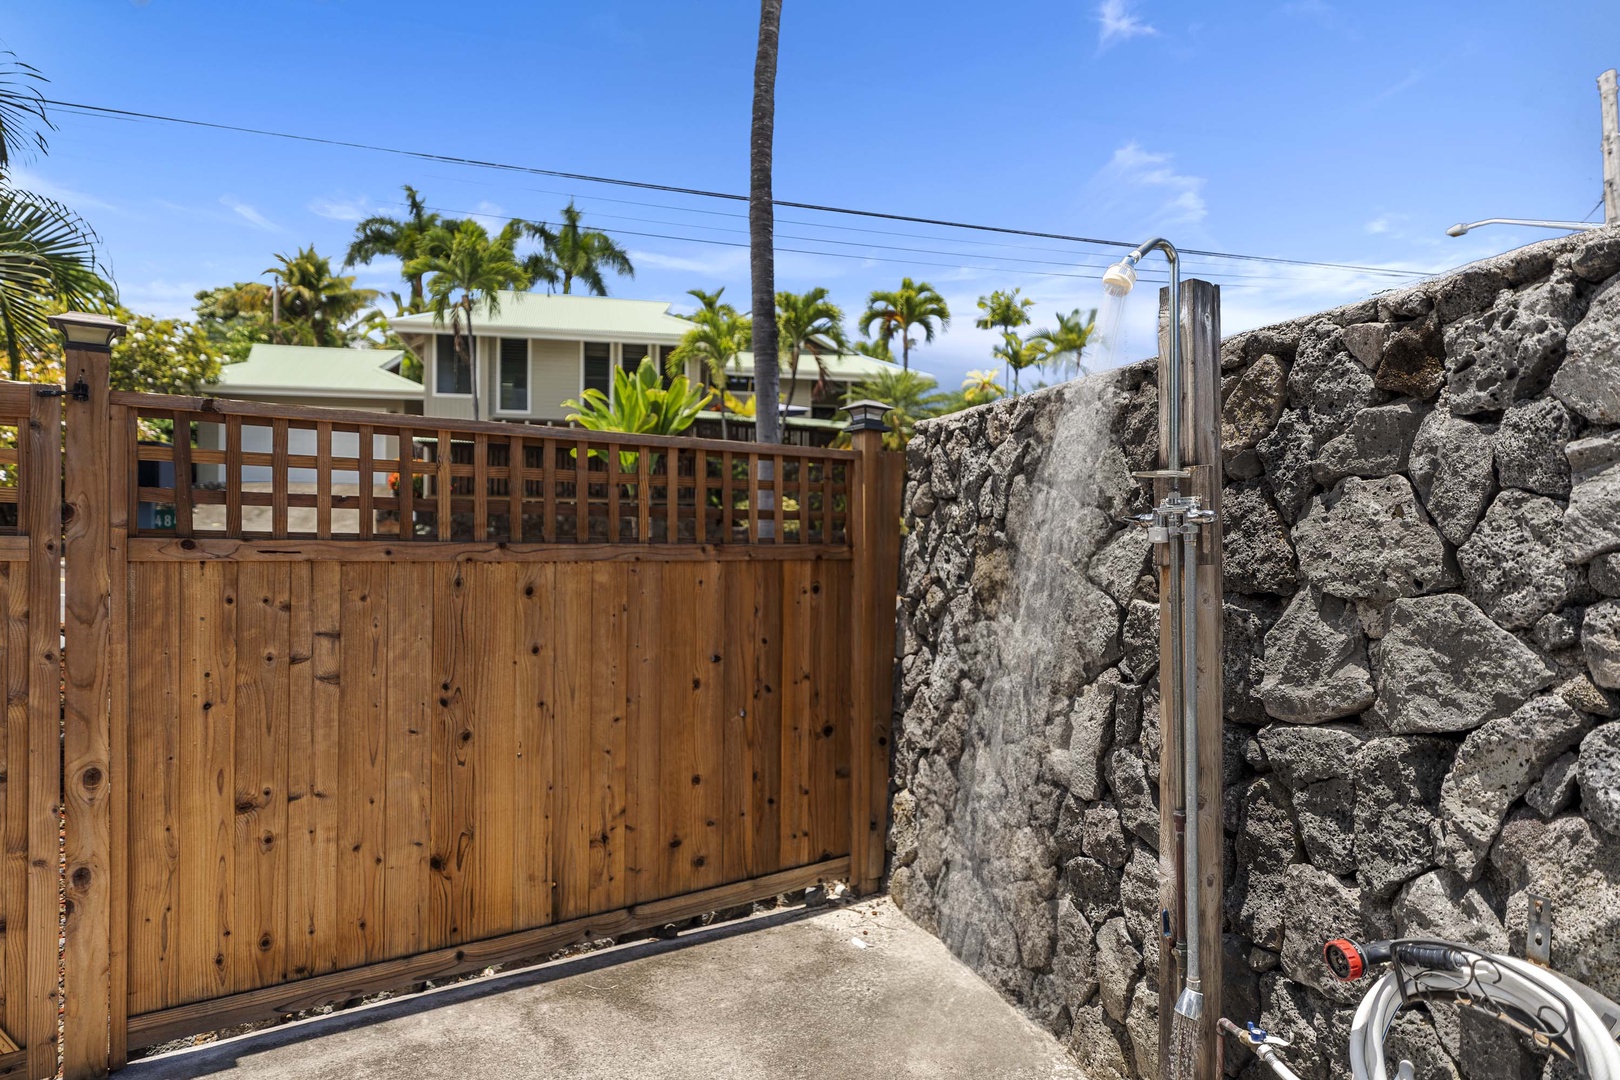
<box><xmin>811</xmin><ymin>380</ymin><xmax>844</xmax><ymax>420</ymax></box>
<box><xmin>726</xmin><ymin>374</ymin><xmax>754</xmax><ymax>392</ymax></box>
<box><xmin>435</xmin><ymin>334</ymin><xmax>472</xmax><ymax>396</ymax></box>
<box><xmin>658</xmin><ymin>344</ymin><xmax>681</xmax><ymax>386</ymax></box>
<box><xmin>583</xmin><ymin>342</ymin><xmax>612</xmax><ymax>397</ymax></box>
<box><xmin>621</xmin><ymin>343</ymin><xmax>649</xmax><ymax>376</ymax></box>
<box><xmin>498</xmin><ymin>338</ymin><xmax>529</xmax><ymax>412</ymax></box>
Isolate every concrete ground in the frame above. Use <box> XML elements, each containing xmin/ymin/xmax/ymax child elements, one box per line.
<box><xmin>122</xmin><ymin>898</ymin><xmax>1083</xmax><ymax>1080</ymax></box>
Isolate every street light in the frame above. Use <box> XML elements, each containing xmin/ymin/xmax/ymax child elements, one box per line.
<box><xmin>842</xmin><ymin>399</ymin><xmax>892</xmax><ymax>433</ymax></box>
<box><xmin>47</xmin><ymin>311</ymin><xmax>126</xmax><ymax>351</ymax></box>
<box><xmin>1445</xmin><ymin>218</ymin><xmax>1604</xmax><ymax>237</ymax></box>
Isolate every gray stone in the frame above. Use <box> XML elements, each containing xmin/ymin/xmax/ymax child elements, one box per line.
<box><xmin>1290</xmin><ymin>321</ymin><xmax>1383</xmax><ymax>434</ymax></box>
<box><xmin>1354</xmin><ymin>736</ymin><xmax>1455</xmax><ymax>899</ymax></box>
<box><xmin>1069</xmin><ymin>1004</ymin><xmax>1131</xmax><ymax>1080</ymax></box>
<box><xmin>1106</xmin><ymin>750</ymin><xmax>1158</xmax><ymax>849</ymax></box>
<box><xmin>1434</xmin><ymin>265</ymin><xmax>1510</xmax><ymax>322</ymax></box>
<box><xmin>1094</xmin><ymin>917</ymin><xmax>1141</xmax><ymax>1024</ymax></box>
<box><xmin>1571</xmin><ymin>233</ymin><xmax>1620</xmax><ymax>281</ymax></box>
<box><xmin>1120</xmin><ymin>599</ymin><xmax>1160</xmax><ymax>683</ymax></box>
<box><xmin>1584</xmin><ymin>600</ymin><xmax>1620</xmax><ymax>689</ymax></box>
<box><xmin>1222</xmin><ymin>353</ymin><xmax>1289</xmax><ymax>454</ymax></box>
<box><xmin>1256</xmin><ymin>409</ymin><xmax>1318</xmax><ymax>524</ymax></box>
<box><xmin>1312</xmin><ymin>401</ymin><xmax>1425</xmax><ymax>486</ymax></box>
<box><xmin>1376</xmin><ymin>314</ymin><xmax>1447</xmax><ymax>400</ymax></box>
<box><xmin>1089</xmin><ymin>527</ymin><xmax>1152</xmax><ymax>607</ymax></box>
<box><xmin>1371</xmin><ymin>594</ymin><xmax>1555</xmax><ymax>734</ymax></box>
<box><xmin>1253</xmin><ymin>724</ymin><xmax>1368</xmax><ymax>788</ymax></box>
<box><xmin>1562</xmin><ymin>673</ymin><xmax>1620</xmax><ymax>718</ymax></box>
<box><xmin>1566</xmin><ymin>431</ymin><xmax>1620</xmax><ymax>477</ymax></box>
<box><xmin>1566</xmin><ymin>466</ymin><xmax>1620</xmax><ymax>564</ymax></box>
<box><xmin>1495</xmin><ymin>398</ymin><xmax>1574</xmax><ymax>497</ymax></box>
<box><xmin>1052</xmin><ymin>894</ymin><xmax>1098</xmax><ymax>1009</ymax></box>
<box><xmin>1409</xmin><ymin>408</ymin><xmax>1496</xmax><ymax>546</ymax></box>
<box><xmin>1438</xmin><ymin>695</ymin><xmax>1593</xmax><ymax>878</ymax></box>
<box><xmin>1534</xmin><ymin>608</ymin><xmax>1584</xmax><ymax>652</ymax></box>
<box><xmin>1125</xmin><ymin>979</ymin><xmax>1159</xmax><ymax>1080</ymax></box>
<box><xmin>1082</xmin><ymin>804</ymin><xmax>1130</xmax><ymax>869</ymax></box>
<box><xmin>1577</xmin><ymin>723</ymin><xmax>1620</xmax><ymax>837</ymax></box>
<box><xmin>1493</xmin><ymin>812</ymin><xmax>1620</xmax><ymax>1000</ymax></box>
<box><xmin>1063</xmin><ymin>856</ymin><xmax>1123</xmax><ymax>930</ymax></box>
<box><xmin>1295</xmin><ymin>777</ymin><xmax>1355</xmax><ymax>874</ymax></box>
<box><xmin>1226</xmin><ymin>598</ymin><xmax>1282</xmax><ymax>725</ymax></box>
<box><xmin>1551</xmin><ymin>274</ymin><xmax>1620</xmax><ymax>423</ymax></box>
<box><xmin>1258</xmin><ymin>587</ymin><xmax>1375</xmax><ymax>723</ymax></box>
<box><xmin>1341</xmin><ymin>322</ymin><xmax>1387</xmax><ymax>369</ymax></box>
<box><xmin>1280</xmin><ymin>863</ymin><xmax>1363</xmax><ymax>1004</ymax></box>
<box><xmin>1232</xmin><ymin>777</ymin><xmax>1300</xmax><ymax>950</ymax></box>
<box><xmin>1119</xmin><ymin>847</ymin><xmax>1161</xmax><ymax>977</ymax></box>
<box><xmin>1384</xmin><ymin>1012</ymin><xmax>1463</xmax><ymax>1080</ymax></box>
<box><xmin>1457</xmin><ymin>490</ymin><xmax>1574</xmax><ymax>629</ymax></box>
<box><xmin>1294</xmin><ymin>476</ymin><xmax>1458</xmax><ymax>604</ymax></box>
<box><xmin>1525</xmin><ymin>751</ymin><xmax>1580</xmax><ymax>818</ymax></box>
<box><xmin>1393</xmin><ymin>869</ymin><xmax>1508</xmax><ymax>951</ymax></box>
<box><xmin>1445</xmin><ymin>276</ymin><xmax>1580</xmax><ymax>415</ymax></box>
<box><xmin>1258</xmin><ymin>974</ymin><xmax>1354</xmax><ymax>1080</ymax></box>
<box><xmin>1591</xmin><ymin>553</ymin><xmax>1620</xmax><ymax>597</ymax></box>
<box><xmin>1223</xmin><ymin>481</ymin><xmax>1298</xmax><ymax>596</ymax></box>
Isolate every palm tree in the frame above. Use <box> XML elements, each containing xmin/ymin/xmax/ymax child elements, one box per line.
<box><xmin>841</xmin><ymin>369</ymin><xmax>947</xmax><ymax>450</ymax></box>
<box><xmin>528</xmin><ymin>201</ymin><xmax>634</xmax><ymax>296</ymax></box>
<box><xmin>0</xmin><ymin>188</ymin><xmax>113</xmax><ymax>378</ymax></box>
<box><xmin>670</xmin><ymin>288</ymin><xmax>751</xmax><ymax>441</ymax></box>
<box><xmin>749</xmin><ymin>0</ymin><xmax>785</xmax><ymax>445</ymax></box>
<box><xmin>991</xmin><ymin>331</ymin><xmax>1043</xmax><ymax>396</ymax></box>
<box><xmin>775</xmin><ymin>286</ymin><xmax>846</xmax><ymax>415</ymax></box>
<box><xmin>344</xmin><ymin>185</ymin><xmax>442</xmax><ymax>313</ymax></box>
<box><xmin>404</xmin><ymin>219</ymin><xmax>530</xmax><ymax>420</ymax></box>
<box><xmin>265</xmin><ymin>246</ymin><xmax>380</xmax><ymax>348</ymax></box>
<box><xmin>976</xmin><ymin>288</ymin><xmax>1035</xmax><ymax>390</ymax></box>
<box><xmin>0</xmin><ymin>51</ymin><xmax>50</xmax><ymax>178</ymax></box>
<box><xmin>860</xmin><ymin>278</ymin><xmax>950</xmax><ymax>372</ymax></box>
<box><xmin>1027</xmin><ymin>307</ymin><xmax>1098</xmax><ymax>385</ymax></box>
<box><xmin>961</xmin><ymin>368</ymin><xmax>1006</xmax><ymax>405</ymax></box>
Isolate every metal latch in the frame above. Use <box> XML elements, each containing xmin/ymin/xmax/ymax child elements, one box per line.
<box><xmin>1525</xmin><ymin>893</ymin><xmax>1551</xmax><ymax>967</ymax></box>
<box><xmin>36</xmin><ymin>380</ymin><xmax>90</xmax><ymax>402</ymax></box>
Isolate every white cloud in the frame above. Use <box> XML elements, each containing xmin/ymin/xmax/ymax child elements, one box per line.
<box><xmin>628</xmin><ymin>246</ymin><xmax>749</xmax><ymax>277</ymax></box>
<box><xmin>7</xmin><ymin>168</ymin><xmax>119</xmax><ymax>213</ymax></box>
<box><xmin>1097</xmin><ymin>0</ymin><xmax>1157</xmax><ymax>49</ymax></box>
<box><xmin>218</xmin><ymin>196</ymin><xmax>282</xmax><ymax>232</ymax></box>
<box><xmin>1101</xmin><ymin>142</ymin><xmax>1208</xmax><ymax>226</ymax></box>
<box><xmin>309</xmin><ymin>194</ymin><xmax>374</xmax><ymax>222</ymax></box>
<box><xmin>1365</xmin><ymin>216</ymin><xmax>1393</xmax><ymax>235</ymax></box>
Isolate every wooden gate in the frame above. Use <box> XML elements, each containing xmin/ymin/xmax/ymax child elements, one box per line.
<box><xmin>47</xmin><ymin>333</ymin><xmax>903</xmax><ymax>1077</ymax></box>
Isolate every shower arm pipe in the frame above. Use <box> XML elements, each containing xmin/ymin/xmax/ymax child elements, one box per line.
<box><xmin>1122</xmin><ymin>238</ymin><xmax>1183</xmax><ymax>476</ymax></box>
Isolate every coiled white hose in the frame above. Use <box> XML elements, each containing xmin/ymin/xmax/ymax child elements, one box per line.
<box><xmin>1348</xmin><ymin>952</ymin><xmax>1620</xmax><ymax>1080</ymax></box>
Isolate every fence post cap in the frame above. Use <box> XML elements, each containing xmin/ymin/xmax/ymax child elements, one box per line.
<box><xmin>48</xmin><ymin>311</ymin><xmax>127</xmax><ymax>348</ymax></box>
<box><xmin>843</xmin><ymin>400</ymin><xmax>892</xmax><ymax>433</ymax></box>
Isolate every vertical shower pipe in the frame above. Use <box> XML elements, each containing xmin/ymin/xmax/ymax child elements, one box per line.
<box><xmin>1165</xmin><ymin>277</ymin><xmax>1224</xmax><ymax>1080</ymax></box>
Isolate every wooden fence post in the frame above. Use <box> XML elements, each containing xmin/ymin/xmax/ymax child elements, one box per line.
<box><xmin>1152</xmin><ymin>282</ymin><xmax>1224</xmax><ymax>1080</ymax></box>
<box><xmin>53</xmin><ymin>312</ymin><xmax>125</xmax><ymax>1080</ymax></box>
<box><xmin>845</xmin><ymin>405</ymin><xmax>903</xmax><ymax>896</ymax></box>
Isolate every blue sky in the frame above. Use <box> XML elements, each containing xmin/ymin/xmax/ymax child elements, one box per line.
<box><xmin>3</xmin><ymin>0</ymin><xmax>1616</xmax><ymax>391</ymax></box>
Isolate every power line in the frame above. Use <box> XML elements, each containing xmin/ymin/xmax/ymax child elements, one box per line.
<box><xmin>42</xmin><ymin>97</ymin><xmax>1440</xmax><ymax>280</ymax></box>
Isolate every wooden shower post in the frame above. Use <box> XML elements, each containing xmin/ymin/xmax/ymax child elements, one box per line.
<box><xmin>1154</xmin><ymin>280</ymin><xmax>1224</xmax><ymax>1080</ymax></box>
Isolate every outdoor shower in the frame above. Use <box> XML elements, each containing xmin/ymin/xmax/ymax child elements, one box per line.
<box><xmin>1106</xmin><ymin>238</ymin><xmax>1224</xmax><ymax>1080</ymax></box>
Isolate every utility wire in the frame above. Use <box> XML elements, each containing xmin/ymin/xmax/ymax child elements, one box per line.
<box><xmin>42</xmin><ymin>97</ymin><xmax>1439</xmax><ymax>280</ymax></box>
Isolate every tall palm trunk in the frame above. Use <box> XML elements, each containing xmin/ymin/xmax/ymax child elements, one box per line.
<box><xmin>901</xmin><ymin>329</ymin><xmax>911</xmax><ymax>372</ymax></box>
<box><xmin>749</xmin><ymin>0</ymin><xmax>783</xmax><ymax>445</ymax></box>
<box><xmin>463</xmin><ymin>295</ymin><xmax>480</xmax><ymax>421</ymax></box>
<box><xmin>785</xmin><ymin>347</ymin><xmax>802</xmax><ymax>418</ymax></box>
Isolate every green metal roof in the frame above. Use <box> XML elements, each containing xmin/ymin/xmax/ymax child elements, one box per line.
<box><xmin>731</xmin><ymin>351</ymin><xmax>915</xmax><ymax>381</ymax></box>
<box><xmin>216</xmin><ymin>344</ymin><xmax>421</xmax><ymax>399</ymax></box>
<box><xmin>390</xmin><ymin>292</ymin><xmax>693</xmax><ymax>341</ymax></box>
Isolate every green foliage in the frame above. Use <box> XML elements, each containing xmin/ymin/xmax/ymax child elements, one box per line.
<box><xmin>0</xmin><ymin>50</ymin><xmax>50</xmax><ymax>178</ymax></box>
<box><xmin>670</xmin><ymin>287</ymin><xmax>751</xmax><ymax>437</ymax></box>
<box><xmin>523</xmin><ymin>200</ymin><xmax>634</xmax><ymax>296</ymax></box>
<box><xmin>562</xmin><ymin>357</ymin><xmax>713</xmax><ymax>470</ymax></box>
<box><xmin>775</xmin><ymin>286</ymin><xmax>847</xmax><ymax>405</ymax></box>
<box><xmin>23</xmin><ymin>299</ymin><xmax>222</xmax><ymax>395</ymax></box>
<box><xmin>859</xmin><ymin>277</ymin><xmax>950</xmax><ymax>372</ymax></box>
<box><xmin>0</xmin><ymin>187</ymin><xmax>115</xmax><ymax>378</ymax></box>
<box><xmin>1027</xmin><ymin>307</ymin><xmax>1098</xmax><ymax>383</ymax></box>
<box><xmin>974</xmin><ymin>288</ymin><xmax>1034</xmax><ymax>334</ymax></box>
<box><xmin>193</xmin><ymin>245</ymin><xmax>379</xmax><ymax>356</ymax></box>
<box><xmin>961</xmin><ymin>368</ymin><xmax>1006</xmax><ymax>404</ymax></box>
<box><xmin>344</xmin><ymin>185</ymin><xmax>443</xmax><ymax>312</ymax></box>
<box><xmin>992</xmin><ymin>330</ymin><xmax>1045</xmax><ymax>395</ymax></box>
<box><xmin>840</xmin><ymin>369</ymin><xmax>949</xmax><ymax>450</ymax></box>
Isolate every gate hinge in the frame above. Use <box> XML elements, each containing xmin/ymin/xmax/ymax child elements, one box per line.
<box><xmin>37</xmin><ymin>380</ymin><xmax>90</xmax><ymax>401</ymax></box>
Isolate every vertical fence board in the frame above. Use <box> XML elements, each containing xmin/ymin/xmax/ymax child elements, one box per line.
<box><xmin>337</xmin><ymin>564</ymin><xmax>387</xmax><ymax>968</ymax></box>
<box><xmin>587</xmin><ymin>564</ymin><xmax>628</xmax><ymax>914</ymax></box>
<box><xmin>383</xmin><ymin>563</ymin><xmax>433</xmax><ymax>961</ymax></box>
<box><xmin>1</xmin><ymin>563</ymin><xmax>26</xmax><ymax>1045</ymax></box>
<box><xmin>306</xmin><ymin>562</ymin><xmax>342</xmax><ymax>977</ymax></box>
<box><xmin>474</xmin><ymin>565</ymin><xmax>517</xmax><ymax>939</ymax></box>
<box><xmin>623</xmin><ymin>564</ymin><xmax>661</xmax><ymax>905</ymax></box>
<box><xmin>513</xmin><ymin>563</ymin><xmax>555</xmax><ymax>928</ymax></box>
<box><xmin>779</xmin><ymin>561</ymin><xmax>812</xmax><ymax>867</ymax></box>
<box><xmin>657</xmin><ymin>566</ymin><xmax>696</xmax><ymax>898</ymax></box>
<box><xmin>552</xmin><ymin>566</ymin><xmax>592</xmax><ymax>920</ymax></box>
<box><xmin>721</xmin><ymin>563</ymin><xmax>756</xmax><ymax>882</ymax></box>
<box><xmin>690</xmin><ymin>563</ymin><xmax>724</xmax><ymax>892</ymax></box>
<box><xmin>750</xmin><ymin>562</ymin><xmax>783</xmax><ymax>877</ymax></box>
<box><xmin>281</xmin><ymin>563</ymin><xmax>315</xmax><ymax>982</ymax></box>
<box><xmin>127</xmin><ymin>564</ymin><xmax>180</xmax><ymax>1016</ymax></box>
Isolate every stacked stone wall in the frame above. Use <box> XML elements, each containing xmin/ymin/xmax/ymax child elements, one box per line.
<box><xmin>889</xmin><ymin>227</ymin><xmax>1620</xmax><ymax>1080</ymax></box>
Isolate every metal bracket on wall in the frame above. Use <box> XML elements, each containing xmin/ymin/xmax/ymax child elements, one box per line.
<box><xmin>36</xmin><ymin>381</ymin><xmax>90</xmax><ymax>402</ymax></box>
<box><xmin>1525</xmin><ymin>893</ymin><xmax>1552</xmax><ymax>967</ymax></box>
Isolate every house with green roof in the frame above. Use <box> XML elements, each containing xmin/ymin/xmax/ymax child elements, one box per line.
<box><xmin>386</xmin><ymin>291</ymin><xmax>909</xmax><ymax>432</ymax></box>
<box><xmin>213</xmin><ymin>343</ymin><xmax>424</xmax><ymax>412</ymax></box>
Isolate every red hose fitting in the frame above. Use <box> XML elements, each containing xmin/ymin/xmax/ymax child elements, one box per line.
<box><xmin>1323</xmin><ymin>938</ymin><xmax>1365</xmax><ymax>981</ymax></box>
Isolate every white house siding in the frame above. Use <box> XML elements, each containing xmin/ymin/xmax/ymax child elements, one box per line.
<box><xmin>529</xmin><ymin>339</ymin><xmax>581</xmax><ymax>420</ymax></box>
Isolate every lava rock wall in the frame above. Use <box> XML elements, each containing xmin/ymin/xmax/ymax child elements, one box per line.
<box><xmin>889</xmin><ymin>227</ymin><xmax>1620</xmax><ymax>1080</ymax></box>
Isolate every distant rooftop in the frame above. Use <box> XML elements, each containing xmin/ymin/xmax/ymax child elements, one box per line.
<box><xmin>216</xmin><ymin>344</ymin><xmax>422</xmax><ymax>399</ymax></box>
<box><xmin>730</xmin><ymin>350</ymin><xmax>914</xmax><ymax>382</ymax></box>
<box><xmin>390</xmin><ymin>292</ymin><xmax>693</xmax><ymax>341</ymax></box>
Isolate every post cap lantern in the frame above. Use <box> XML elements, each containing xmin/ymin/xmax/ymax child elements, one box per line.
<box><xmin>47</xmin><ymin>311</ymin><xmax>126</xmax><ymax>351</ymax></box>
<box><xmin>842</xmin><ymin>399</ymin><xmax>892</xmax><ymax>433</ymax></box>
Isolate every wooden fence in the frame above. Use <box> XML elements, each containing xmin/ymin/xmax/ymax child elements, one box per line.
<box><xmin>22</xmin><ymin>329</ymin><xmax>904</xmax><ymax>1079</ymax></box>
